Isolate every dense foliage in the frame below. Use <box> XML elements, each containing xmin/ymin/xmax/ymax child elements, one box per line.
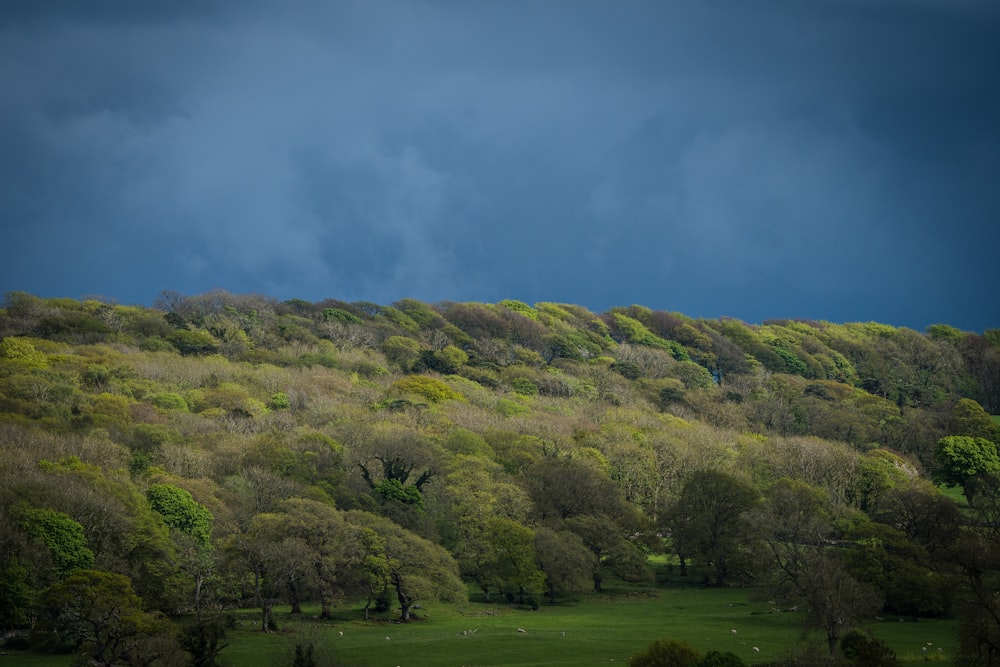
<box><xmin>1</xmin><ymin>290</ymin><xmax>999</xmax><ymax>665</ymax></box>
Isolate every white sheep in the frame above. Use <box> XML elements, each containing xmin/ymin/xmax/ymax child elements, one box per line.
<box><xmin>731</xmin><ymin>629</ymin><xmax>737</xmax><ymax>635</ymax></box>
<box><xmin>517</xmin><ymin>628</ymin><xmax>526</xmax><ymax>633</ymax></box>
<box><xmin>752</xmin><ymin>647</ymin><xmax>760</xmax><ymax>653</ymax></box>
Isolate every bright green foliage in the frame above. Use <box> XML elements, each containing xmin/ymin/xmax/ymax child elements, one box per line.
<box><xmin>20</xmin><ymin>508</ymin><xmax>94</xmax><ymax>577</ymax></box>
<box><xmin>0</xmin><ymin>336</ymin><xmax>49</xmax><ymax>372</ymax></box>
<box><xmin>927</xmin><ymin>323</ymin><xmax>963</xmax><ymax>342</ymax></box>
<box><xmin>149</xmin><ymin>392</ymin><xmax>189</xmax><ymax>411</ymax></box>
<box><xmin>268</xmin><ymin>391</ymin><xmax>291</xmax><ymax>409</ymax></box>
<box><xmin>460</xmin><ymin>516</ymin><xmax>544</xmax><ymax>603</ymax></box>
<box><xmin>375</xmin><ymin>478</ymin><xmax>424</xmax><ymax>508</ymax></box>
<box><xmin>389</xmin><ymin>375</ymin><xmax>464</xmax><ymax>403</ymax></box>
<box><xmin>169</xmin><ymin>328</ymin><xmax>219</xmax><ymax>355</ymax></box>
<box><xmin>951</xmin><ymin>398</ymin><xmax>1000</xmax><ymax>441</ymax></box>
<box><xmin>498</xmin><ymin>299</ymin><xmax>539</xmax><ymax>320</ymax></box>
<box><xmin>377</xmin><ymin>306</ymin><xmax>420</xmax><ymax>333</ymax></box>
<box><xmin>322</xmin><ymin>307</ymin><xmax>363</xmax><ymax>325</ymax></box>
<box><xmin>935</xmin><ymin>435</ymin><xmax>1000</xmax><ymax>505</ymax></box>
<box><xmin>147</xmin><ymin>484</ymin><xmax>213</xmax><ymax>544</ymax></box>
<box><xmin>612</xmin><ymin>313</ymin><xmax>690</xmax><ymax>360</ymax></box>
<box><xmin>629</xmin><ymin>638</ymin><xmax>701</xmax><ymax>667</ymax></box>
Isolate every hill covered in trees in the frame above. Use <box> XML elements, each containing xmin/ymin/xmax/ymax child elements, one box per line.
<box><xmin>1</xmin><ymin>290</ymin><xmax>999</xmax><ymax>665</ymax></box>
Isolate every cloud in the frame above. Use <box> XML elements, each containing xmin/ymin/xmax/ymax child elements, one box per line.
<box><xmin>1</xmin><ymin>0</ymin><xmax>997</xmax><ymax>330</ymax></box>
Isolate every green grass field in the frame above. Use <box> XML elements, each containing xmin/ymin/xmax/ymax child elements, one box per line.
<box><xmin>2</xmin><ymin>581</ymin><xmax>959</xmax><ymax>667</ymax></box>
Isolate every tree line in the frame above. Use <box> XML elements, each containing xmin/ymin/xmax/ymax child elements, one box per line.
<box><xmin>1</xmin><ymin>290</ymin><xmax>999</xmax><ymax>666</ymax></box>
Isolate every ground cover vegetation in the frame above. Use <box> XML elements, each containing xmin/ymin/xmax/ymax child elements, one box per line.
<box><xmin>0</xmin><ymin>290</ymin><xmax>999</xmax><ymax>666</ymax></box>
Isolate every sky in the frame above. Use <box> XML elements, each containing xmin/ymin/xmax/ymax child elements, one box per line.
<box><xmin>1</xmin><ymin>1</ymin><xmax>998</xmax><ymax>333</ymax></box>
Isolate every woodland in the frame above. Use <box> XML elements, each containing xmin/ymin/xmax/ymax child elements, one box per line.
<box><xmin>1</xmin><ymin>290</ymin><xmax>999</xmax><ymax>666</ymax></box>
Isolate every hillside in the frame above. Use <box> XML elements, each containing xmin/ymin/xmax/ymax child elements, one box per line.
<box><xmin>1</xmin><ymin>290</ymin><xmax>999</xmax><ymax>665</ymax></box>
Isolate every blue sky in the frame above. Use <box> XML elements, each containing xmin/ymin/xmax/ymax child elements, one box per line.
<box><xmin>1</xmin><ymin>0</ymin><xmax>998</xmax><ymax>332</ymax></box>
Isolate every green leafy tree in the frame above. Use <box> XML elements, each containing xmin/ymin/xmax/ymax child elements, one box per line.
<box><xmin>147</xmin><ymin>484</ymin><xmax>213</xmax><ymax>545</ymax></box>
<box><xmin>179</xmin><ymin>614</ymin><xmax>231</xmax><ymax>667</ymax></box>
<box><xmin>20</xmin><ymin>508</ymin><xmax>94</xmax><ymax>577</ymax></box>
<box><xmin>269</xmin><ymin>498</ymin><xmax>356</xmax><ymax>620</ymax></box>
<box><xmin>460</xmin><ymin>516</ymin><xmax>544</xmax><ymax>603</ymax></box>
<box><xmin>935</xmin><ymin>435</ymin><xmax>1000</xmax><ymax>507</ymax></box>
<box><xmin>951</xmin><ymin>398</ymin><xmax>1000</xmax><ymax>442</ymax></box>
<box><xmin>33</xmin><ymin>569</ymin><xmax>178</xmax><ymax>666</ymax></box>
<box><xmin>533</xmin><ymin>527</ymin><xmax>595</xmax><ymax>603</ymax></box>
<box><xmin>565</xmin><ymin>513</ymin><xmax>652</xmax><ymax>592</ymax></box>
<box><xmin>751</xmin><ymin>479</ymin><xmax>881</xmax><ymax>655</ymax></box>
<box><xmin>629</xmin><ymin>638</ymin><xmax>701</xmax><ymax>667</ymax></box>
<box><xmin>666</xmin><ymin>470</ymin><xmax>757</xmax><ymax>586</ymax></box>
<box><xmin>345</xmin><ymin>510</ymin><xmax>466</xmax><ymax>621</ymax></box>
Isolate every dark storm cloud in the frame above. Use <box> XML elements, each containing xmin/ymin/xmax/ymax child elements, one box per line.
<box><xmin>1</xmin><ymin>0</ymin><xmax>998</xmax><ymax>331</ymax></box>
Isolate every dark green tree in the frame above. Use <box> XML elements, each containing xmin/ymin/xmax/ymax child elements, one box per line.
<box><xmin>666</xmin><ymin>470</ymin><xmax>757</xmax><ymax>586</ymax></box>
<box><xmin>629</xmin><ymin>638</ymin><xmax>701</xmax><ymax>667</ymax></box>
<box><xmin>32</xmin><ymin>569</ymin><xmax>178</xmax><ymax>666</ymax></box>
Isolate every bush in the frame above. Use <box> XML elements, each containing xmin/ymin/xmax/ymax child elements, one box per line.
<box><xmin>389</xmin><ymin>375</ymin><xmax>464</xmax><ymax>403</ymax></box>
<box><xmin>841</xmin><ymin>628</ymin><xmax>899</xmax><ymax>667</ymax></box>
<box><xmin>630</xmin><ymin>638</ymin><xmax>701</xmax><ymax>667</ymax></box>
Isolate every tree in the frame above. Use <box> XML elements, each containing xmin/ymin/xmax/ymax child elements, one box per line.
<box><xmin>935</xmin><ymin>435</ymin><xmax>1000</xmax><ymax>507</ymax></box>
<box><xmin>268</xmin><ymin>498</ymin><xmax>356</xmax><ymax>620</ymax></box>
<box><xmin>533</xmin><ymin>526</ymin><xmax>595</xmax><ymax>603</ymax></box>
<box><xmin>179</xmin><ymin>614</ymin><xmax>231</xmax><ymax>667</ymax></box>
<box><xmin>147</xmin><ymin>484</ymin><xmax>213</xmax><ymax>545</ymax></box>
<box><xmin>524</xmin><ymin>455</ymin><xmax>623</xmax><ymax>522</ymax></box>
<box><xmin>460</xmin><ymin>516</ymin><xmax>544</xmax><ymax>603</ymax></box>
<box><xmin>345</xmin><ymin>510</ymin><xmax>466</xmax><ymax>621</ymax></box>
<box><xmin>951</xmin><ymin>398</ymin><xmax>1000</xmax><ymax>442</ymax></box>
<box><xmin>565</xmin><ymin>513</ymin><xmax>652</xmax><ymax>592</ymax></box>
<box><xmin>352</xmin><ymin>425</ymin><xmax>439</xmax><ymax>495</ymax></box>
<box><xmin>751</xmin><ymin>479</ymin><xmax>881</xmax><ymax>655</ymax></box>
<box><xmin>32</xmin><ymin>569</ymin><xmax>178</xmax><ymax>666</ymax></box>
<box><xmin>666</xmin><ymin>470</ymin><xmax>758</xmax><ymax>586</ymax></box>
<box><xmin>224</xmin><ymin>511</ymin><xmax>312</xmax><ymax>632</ymax></box>
<box><xmin>20</xmin><ymin>507</ymin><xmax>94</xmax><ymax>577</ymax></box>
<box><xmin>629</xmin><ymin>638</ymin><xmax>701</xmax><ymax>667</ymax></box>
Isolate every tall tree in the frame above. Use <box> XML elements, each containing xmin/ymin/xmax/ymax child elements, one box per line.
<box><xmin>935</xmin><ymin>435</ymin><xmax>1000</xmax><ymax>507</ymax></box>
<box><xmin>665</xmin><ymin>470</ymin><xmax>758</xmax><ymax>586</ymax></box>
<box><xmin>345</xmin><ymin>511</ymin><xmax>466</xmax><ymax>621</ymax></box>
<box><xmin>33</xmin><ymin>569</ymin><xmax>179</xmax><ymax>666</ymax></box>
<box><xmin>751</xmin><ymin>479</ymin><xmax>881</xmax><ymax>655</ymax></box>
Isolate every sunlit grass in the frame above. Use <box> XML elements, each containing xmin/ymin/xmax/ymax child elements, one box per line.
<box><xmin>1</xmin><ymin>576</ymin><xmax>961</xmax><ymax>666</ymax></box>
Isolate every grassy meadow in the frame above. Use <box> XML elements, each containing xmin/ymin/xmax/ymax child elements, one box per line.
<box><xmin>2</xmin><ymin>576</ymin><xmax>959</xmax><ymax>667</ymax></box>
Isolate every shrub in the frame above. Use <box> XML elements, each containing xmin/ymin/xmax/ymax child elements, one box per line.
<box><xmin>840</xmin><ymin>628</ymin><xmax>899</xmax><ymax>667</ymax></box>
<box><xmin>150</xmin><ymin>392</ymin><xmax>189</xmax><ymax>412</ymax></box>
<box><xmin>389</xmin><ymin>375</ymin><xmax>464</xmax><ymax>403</ymax></box>
<box><xmin>630</xmin><ymin>638</ymin><xmax>701</xmax><ymax>667</ymax></box>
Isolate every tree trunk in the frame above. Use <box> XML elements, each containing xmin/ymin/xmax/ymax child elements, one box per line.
<box><xmin>320</xmin><ymin>597</ymin><xmax>332</xmax><ymax>620</ymax></box>
<box><xmin>261</xmin><ymin>602</ymin><xmax>273</xmax><ymax>633</ymax></box>
<box><xmin>362</xmin><ymin>592</ymin><xmax>373</xmax><ymax>620</ymax></box>
<box><xmin>396</xmin><ymin>581</ymin><xmax>413</xmax><ymax>622</ymax></box>
<box><xmin>288</xmin><ymin>579</ymin><xmax>302</xmax><ymax>614</ymax></box>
